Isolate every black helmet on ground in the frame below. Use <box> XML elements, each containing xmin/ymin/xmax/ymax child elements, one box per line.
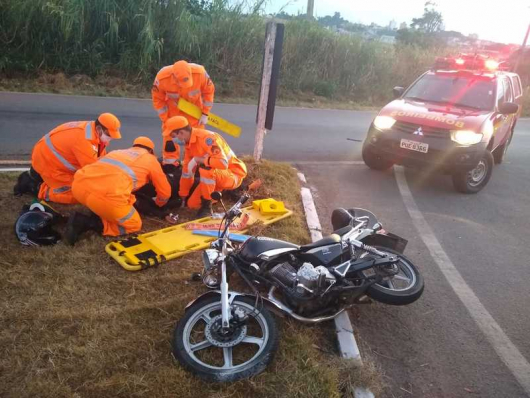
<box><xmin>15</xmin><ymin>204</ymin><xmax>61</xmax><ymax>246</ymax></box>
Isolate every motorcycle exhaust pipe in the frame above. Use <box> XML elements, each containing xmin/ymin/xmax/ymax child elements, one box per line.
<box><xmin>267</xmin><ymin>287</ymin><xmax>347</xmax><ymax>324</ymax></box>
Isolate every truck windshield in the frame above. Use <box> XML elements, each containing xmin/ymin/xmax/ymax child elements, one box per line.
<box><xmin>404</xmin><ymin>74</ymin><xmax>496</xmax><ymax>111</ymax></box>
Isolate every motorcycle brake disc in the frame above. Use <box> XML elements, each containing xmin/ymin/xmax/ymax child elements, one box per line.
<box><xmin>204</xmin><ymin>315</ymin><xmax>247</xmax><ymax>348</ymax></box>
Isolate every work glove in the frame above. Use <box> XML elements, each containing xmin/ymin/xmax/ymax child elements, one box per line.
<box><xmin>199</xmin><ymin>114</ymin><xmax>209</xmax><ymax>126</ymax></box>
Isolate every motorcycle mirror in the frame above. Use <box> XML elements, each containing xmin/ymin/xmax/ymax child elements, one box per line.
<box><xmin>211</xmin><ymin>191</ymin><xmax>227</xmax><ymax>213</ymax></box>
<box><xmin>211</xmin><ymin>191</ymin><xmax>222</xmax><ymax>201</ymax></box>
<box><xmin>373</xmin><ymin>222</ymin><xmax>383</xmax><ymax>232</ymax></box>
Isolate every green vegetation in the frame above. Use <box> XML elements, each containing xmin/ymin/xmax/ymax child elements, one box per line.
<box><xmin>0</xmin><ymin>0</ymin><xmax>435</xmax><ymax>105</ymax></box>
<box><xmin>0</xmin><ymin>160</ymin><xmax>384</xmax><ymax>398</ymax></box>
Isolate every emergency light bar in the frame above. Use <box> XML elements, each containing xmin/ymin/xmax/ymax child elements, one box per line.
<box><xmin>433</xmin><ymin>54</ymin><xmax>503</xmax><ymax>72</ymax></box>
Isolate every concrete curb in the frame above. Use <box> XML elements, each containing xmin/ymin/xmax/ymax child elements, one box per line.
<box><xmin>297</xmin><ymin>172</ymin><xmax>374</xmax><ymax>398</ymax></box>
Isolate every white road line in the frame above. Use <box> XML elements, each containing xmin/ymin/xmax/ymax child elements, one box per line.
<box><xmin>0</xmin><ymin>168</ymin><xmax>29</xmax><ymax>172</ymax></box>
<box><xmin>394</xmin><ymin>165</ymin><xmax>530</xmax><ymax>395</ymax></box>
<box><xmin>0</xmin><ymin>160</ymin><xmax>31</xmax><ymax>164</ymax></box>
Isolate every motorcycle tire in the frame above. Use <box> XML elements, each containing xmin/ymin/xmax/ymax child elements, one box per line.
<box><xmin>172</xmin><ymin>295</ymin><xmax>279</xmax><ymax>382</ymax></box>
<box><xmin>365</xmin><ymin>247</ymin><xmax>424</xmax><ymax>305</ymax></box>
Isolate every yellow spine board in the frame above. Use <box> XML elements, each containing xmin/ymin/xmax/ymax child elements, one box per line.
<box><xmin>177</xmin><ymin>98</ymin><xmax>242</xmax><ymax>138</ymax></box>
<box><xmin>105</xmin><ymin>205</ymin><xmax>292</xmax><ymax>271</ymax></box>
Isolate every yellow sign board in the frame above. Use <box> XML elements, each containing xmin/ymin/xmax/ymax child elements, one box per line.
<box><xmin>177</xmin><ymin>98</ymin><xmax>242</xmax><ymax>138</ymax></box>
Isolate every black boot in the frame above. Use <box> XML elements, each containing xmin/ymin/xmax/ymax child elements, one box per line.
<box><xmin>196</xmin><ymin>198</ymin><xmax>213</xmax><ymax>218</ymax></box>
<box><xmin>65</xmin><ymin>212</ymin><xmax>103</xmax><ymax>246</ymax></box>
<box><xmin>13</xmin><ymin>171</ymin><xmax>41</xmax><ymax>196</ymax></box>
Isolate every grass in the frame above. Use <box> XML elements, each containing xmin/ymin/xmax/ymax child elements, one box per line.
<box><xmin>0</xmin><ymin>159</ymin><xmax>384</xmax><ymax>398</ymax></box>
<box><xmin>0</xmin><ymin>72</ymin><xmax>381</xmax><ymax>112</ymax></box>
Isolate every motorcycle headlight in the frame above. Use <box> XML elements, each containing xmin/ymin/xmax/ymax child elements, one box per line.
<box><xmin>373</xmin><ymin>116</ymin><xmax>396</xmax><ymax>131</ymax></box>
<box><xmin>451</xmin><ymin>130</ymin><xmax>483</xmax><ymax>145</ymax></box>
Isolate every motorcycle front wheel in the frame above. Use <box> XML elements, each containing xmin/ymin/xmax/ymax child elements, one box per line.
<box><xmin>363</xmin><ymin>247</ymin><xmax>424</xmax><ymax>305</ymax></box>
<box><xmin>172</xmin><ymin>295</ymin><xmax>279</xmax><ymax>382</ymax></box>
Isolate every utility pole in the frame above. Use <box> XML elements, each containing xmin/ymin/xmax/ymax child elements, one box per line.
<box><xmin>307</xmin><ymin>0</ymin><xmax>314</xmax><ymax>19</ymax></box>
<box><xmin>514</xmin><ymin>23</ymin><xmax>530</xmax><ymax>73</ymax></box>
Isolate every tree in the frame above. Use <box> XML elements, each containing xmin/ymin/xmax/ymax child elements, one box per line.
<box><xmin>411</xmin><ymin>1</ymin><xmax>443</xmax><ymax>33</ymax></box>
<box><xmin>317</xmin><ymin>12</ymin><xmax>347</xmax><ymax>28</ymax></box>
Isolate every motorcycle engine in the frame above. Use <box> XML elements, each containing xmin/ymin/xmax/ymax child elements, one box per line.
<box><xmin>269</xmin><ymin>262</ymin><xmax>336</xmax><ymax>296</ymax></box>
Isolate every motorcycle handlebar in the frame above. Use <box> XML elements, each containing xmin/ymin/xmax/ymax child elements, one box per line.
<box><xmin>226</xmin><ymin>193</ymin><xmax>250</xmax><ymax>220</ymax></box>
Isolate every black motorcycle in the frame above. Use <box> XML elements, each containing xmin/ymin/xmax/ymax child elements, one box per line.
<box><xmin>172</xmin><ymin>191</ymin><xmax>424</xmax><ymax>382</ymax></box>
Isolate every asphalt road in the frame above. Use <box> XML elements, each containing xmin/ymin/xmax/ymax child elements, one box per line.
<box><xmin>2</xmin><ymin>91</ymin><xmax>530</xmax><ymax>397</ymax></box>
<box><xmin>297</xmin><ymin>128</ymin><xmax>530</xmax><ymax>397</ymax></box>
<box><xmin>0</xmin><ymin>92</ymin><xmax>374</xmax><ymax>161</ymax></box>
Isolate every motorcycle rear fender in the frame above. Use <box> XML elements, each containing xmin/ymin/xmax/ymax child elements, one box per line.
<box><xmin>361</xmin><ymin>232</ymin><xmax>408</xmax><ymax>254</ymax></box>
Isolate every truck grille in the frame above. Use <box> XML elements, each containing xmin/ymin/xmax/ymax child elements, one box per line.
<box><xmin>393</xmin><ymin>121</ymin><xmax>450</xmax><ymax>139</ymax></box>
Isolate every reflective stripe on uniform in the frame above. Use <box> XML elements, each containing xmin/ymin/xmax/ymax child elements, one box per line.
<box><xmin>118</xmin><ymin>207</ymin><xmax>136</xmax><ymax>226</ymax></box>
<box><xmin>99</xmin><ymin>158</ymin><xmax>138</xmax><ymax>189</ymax></box>
<box><xmin>200</xmin><ymin>177</ymin><xmax>215</xmax><ymax>185</ymax></box>
<box><xmin>85</xmin><ymin>122</ymin><xmax>92</xmax><ymax>139</ymax></box>
<box><xmin>163</xmin><ymin>158</ymin><xmax>178</xmax><ymax>164</ymax></box>
<box><xmin>53</xmin><ymin>185</ymin><xmax>71</xmax><ymax>194</ymax></box>
<box><xmin>44</xmin><ymin>134</ymin><xmax>78</xmax><ymax>172</ymax></box>
<box><xmin>189</xmin><ymin>89</ymin><xmax>200</xmax><ymax>96</ymax></box>
<box><xmin>167</xmin><ymin>93</ymin><xmax>180</xmax><ymax>99</ymax></box>
<box><xmin>203</xmin><ymin>101</ymin><xmax>213</xmax><ymax>107</ymax></box>
<box><xmin>182</xmin><ymin>172</ymin><xmax>193</xmax><ymax>179</ymax></box>
<box><xmin>45</xmin><ymin>187</ymin><xmax>50</xmax><ymax>201</ymax></box>
<box><xmin>118</xmin><ymin>225</ymin><xmax>126</xmax><ymax>235</ymax></box>
<box><xmin>157</xmin><ymin>106</ymin><xmax>168</xmax><ymax>115</ymax></box>
<box><xmin>220</xmin><ymin>159</ymin><xmax>228</xmax><ymax>167</ymax></box>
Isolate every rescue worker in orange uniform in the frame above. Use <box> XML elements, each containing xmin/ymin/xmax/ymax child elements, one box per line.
<box><xmin>14</xmin><ymin>113</ymin><xmax>122</xmax><ymax>204</ymax></box>
<box><xmin>65</xmin><ymin>136</ymin><xmax>171</xmax><ymax>245</ymax></box>
<box><xmin>163</xmin><ymin>116</ymin><xmax>247</xmax><ymax>218</ymax></box>
<box><xmin>152</xmin><ymin>60</ymin><xmax>215</xmax><ymax>169</ymax></box>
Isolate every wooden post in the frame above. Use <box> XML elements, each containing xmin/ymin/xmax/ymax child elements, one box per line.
<box><xmin>514</xmin><ymin>24</ymin><xmax>530</xmax><ymax>74</ymax></box>
<box><xmin>254</xmin><ymin>22</ymin><xmax>276</xmax><ymax>161</ymax></box>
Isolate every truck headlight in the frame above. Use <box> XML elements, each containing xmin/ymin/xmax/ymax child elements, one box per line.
<box><xmin>373</xmin><ymin>116</ymin><xmax>396</xmax><ymax>131</ymax></box>
<box><xmin>451</xmin><ymin>130</ymin><xmax>483</xmax><ymax>145</ymax></box>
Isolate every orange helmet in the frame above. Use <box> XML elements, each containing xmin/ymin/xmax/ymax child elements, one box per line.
<box><xmin>133</xmin><ymin>136</ymin><xmax>155</xmax><ymax>151</ymax></box>
<box><xmin>172</xmin><ymin>60</ymin><xmax>193</xmax><ymax>89</ymax></box>
<box><xmin>97</xmin><ymin>113</ymin><xmax>121</xmax><ymax>139</ymax></box>
<box><xmin>163</xmin><ymin>116</ymin><xmax>189</xmax><ymax>137</ymax></box>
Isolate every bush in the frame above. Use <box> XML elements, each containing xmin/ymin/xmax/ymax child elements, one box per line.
<box><xmin>0</xmin><ymin>0</ymin><xmax>441</xmax><ymax>105</ymax></box>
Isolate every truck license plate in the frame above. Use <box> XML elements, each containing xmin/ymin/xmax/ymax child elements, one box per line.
<box><xmin>400</xmin><ymin>139</ymin><xmax>429</xmax><ymax>153</ymax></box>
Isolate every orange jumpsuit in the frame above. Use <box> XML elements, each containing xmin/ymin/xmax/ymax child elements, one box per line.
<box><xmin>179</xmin><ymin>129</ymin><xmax>247</xmax><ymax>209</ymax></box>
<box><xmin>31</xmin><ymin>121</ymin><xmax>106</xmax><ymax>204</ymax></box>
<box><xmin>151</xmin><ymin>63</ymin><xmax>215</xmax><ymax>166</ymax></box>
<box><xmin>72</xmin><ymin>147</ymin><xmax>171</xmax><ymax>236</ymax></box>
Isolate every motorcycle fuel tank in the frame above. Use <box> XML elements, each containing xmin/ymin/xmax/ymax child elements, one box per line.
<box><xmin>238</xmin><ymin>236</ymin><xmax>299</xmax><ymax>263</ymax></box>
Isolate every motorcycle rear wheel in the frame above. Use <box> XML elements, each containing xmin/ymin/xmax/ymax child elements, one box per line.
<box><xmin>172</xmin><ymin>296</ymin><xmax>279</xmax><ymax>382</ymax></box>
<box><xmin>364</xmin><ymin>247</ymin><xmax>424</xmax><ymax>305</ymax></box>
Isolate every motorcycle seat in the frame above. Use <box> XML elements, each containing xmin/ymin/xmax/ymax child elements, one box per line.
<box><xmin>300</xmin><ymin>234</ymin><xmax>341</xmax><ymax>251</ymax></box>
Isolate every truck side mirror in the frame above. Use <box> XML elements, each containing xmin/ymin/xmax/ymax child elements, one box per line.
<box><xmin>393</xmin><ymin>86</ymin><xmax>405</xmax><ymax>98</ymax></box>
<box><xmin>498</xmin><ymin>102</ymin><xmax>519</xmax><ymax>115</ymax></box>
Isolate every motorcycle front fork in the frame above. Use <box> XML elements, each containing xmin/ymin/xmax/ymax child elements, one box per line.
<box><xmin>220</xmin><ymin>260</ymin><xmax>231</xmax><ymax>328</ymax></box>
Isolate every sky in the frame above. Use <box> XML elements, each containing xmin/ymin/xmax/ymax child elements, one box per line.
<box><xmin>265</xmin><ymin>0</ymin><xmax>530</xmax><ymax>45</ymax></box>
